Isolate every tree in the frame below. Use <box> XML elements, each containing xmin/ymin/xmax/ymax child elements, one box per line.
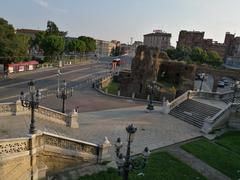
<box><xmin>207</xmin><ymin>50</ymin><xmax>223</xmax><ymax>67</ymax></box>
<box><xmin>46</xmin><ymin>21</ymin><xmax>60</xmax><ymax>36</ymax></box>
<box><xmin>41</xmin><ymin>35</ymin><xmax>65</xmax><ymax>61</ymax></box>
<box><xmin>0</xmin><ymin>18</ymin><xmax>30</xmax><ymax>65</ymax></box>
<box><xmin>65</xmin><ymin>39</ymin><xmax>86</xmax><ymax>54</ymax></box>
<box><xmin>78</xmin><ymin>36</ymin><xmax>96</xmax><ymax>52</ymax></box>
<box><xmin>166</xmin><ymin>46</ymin><xmax>191</xmax><ymax>60</ymax></box>
<box><xmin>190</xmin><ymin>47</ymin><xmax>208</xmax><ymax>64</ymax></box>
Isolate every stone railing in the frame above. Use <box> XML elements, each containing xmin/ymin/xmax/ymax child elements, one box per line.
<box><xmin>0</xmin><ymin>137</ymin><xmax>30</xmax><ymax>156</ymax></box>
<box><xmin>201</xmin><ymin>103</ymin><xmax>233</xmax><ymax>134</ymax></box>
<box><xmin>0</xmin><ymin>131</ymin><xmax>111</xmax><ymax>180</ymax></box>
<box><xmin>0</xmin><ymin>102</ymin><xmax>16</xmax><ymax>116</ymax></box>
<box><xmin>169</xmin><ymin>90</ymin><xmax>190</xmax><ymax>110</ymax></box>
<box><xmin>189</xmin><ymin>90</ymin><xmax>239</xmax><ymax>102</ymax></box>
<box><xmin>0</xmin><ymin>101</ymin><xmax>79</xmax><ymax>128</ymax></box>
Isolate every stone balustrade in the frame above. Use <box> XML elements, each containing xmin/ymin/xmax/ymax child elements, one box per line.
<box><xmin>169</xmin><ymin>90</ymin><xmax>190</xmax><ymax>110</ymax></box>
<box><xmin>0</xmin><ymin>131</ymin><xmax>111</xmax><ymax>180</ymax></box>
<box><xmin>0</xmin><ymin>101</ymin><xmax>79</xmax><ymax>128</ymax></box>
<box><xmin>0</xmin><ymin>137</ymin><xmax>30</xmax><ymax>156</ymax></box>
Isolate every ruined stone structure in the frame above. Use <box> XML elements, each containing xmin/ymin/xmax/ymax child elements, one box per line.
<box><xmin>177</xmin><ymin>30</ymin><xmax>240</xmax><ymax>59</ymax></box>
<box><xmin>119</xmin><ymin>45</ymin><xmax>196</xmax><ymax>101</ymax></box>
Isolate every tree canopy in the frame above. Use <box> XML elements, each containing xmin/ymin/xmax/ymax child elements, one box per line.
<box><xmin>78</xmin><ymin>36</ymin><xmax>96</xmax><ymax>52</ymax></box>
<box><xmin>65</xmin><ymin>39</ymin><xmax>86</xmax><ymax>53</ymax></box>
<box><xmin>0</xmin><ymin>18</ymin><xmax>30</xmax><ymax>64</ymax></box>
<box><xmin>166</xmin><ymin>46</ymin><xmax>223</xmax><ymax>67</ymax></box>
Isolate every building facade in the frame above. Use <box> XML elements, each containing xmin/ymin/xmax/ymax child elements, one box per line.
<box><xmin>144</xmin><ymin>30</ymin><xmax>171</xmax><ymax>50</ymax></box>
<box><xmin>95</xmin><ymin>40</ymin><xmax>116</xmax><ymax>57</ymax></box>
<box><xmin>177</xmin><ymin>30</ymin><xmax>227</xmax><ymax>58</ymax></box>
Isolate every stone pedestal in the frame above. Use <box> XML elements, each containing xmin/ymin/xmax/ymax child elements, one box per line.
<box><xmin>132</xmin><ymin>92</ymin><xmax>135</xmax><ymax>99</ymax></box>
<box><xmin>117</xmin><ymin>90</ymin><xmax>121</xmax><ymax>96</ymax></box>
<box><xmin>68</xmin><ymin>111</ymin><xmax>79</xmax><ymax>128</ymax></box>
<box><xmin>98</xmin><ymin>137</ymin><xmax>111</xmax><ymax>163</ymax></box>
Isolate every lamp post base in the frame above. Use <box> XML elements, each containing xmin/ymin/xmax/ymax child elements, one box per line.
<box><xmin>146</xmin><ymin>104</ymin><xmax>154</xmax><ymax>111</ymax></box>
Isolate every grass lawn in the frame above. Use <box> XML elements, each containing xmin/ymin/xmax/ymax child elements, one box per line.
<box><xmin>181</xmin><ymin>138</ymin><xmax>240</xmax><ymax>180</ymax></box>
<box><xmin>215</xmin><ymin>131</ymin><xmax>240</xmax><ymax>155</ymax></box>
<box><xmin>79</xmin><ymin>151</ymin><xmax>206</xmax><ymax>180</ymax></box>
<box><xmin>103</xmin><ymin>82</ymin><xmax>120</xmax><ymax>95</ymax></box>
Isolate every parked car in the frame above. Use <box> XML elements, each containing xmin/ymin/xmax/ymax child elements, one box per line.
<box><xmin>221</xmin><ymin>78</ymin><xmax>229</xmax><ymax>85</ymax></box>
<box><xmin>217</xmin><ymin>81</ymin><xmax>225</xmax><ymax>88</ymax></box>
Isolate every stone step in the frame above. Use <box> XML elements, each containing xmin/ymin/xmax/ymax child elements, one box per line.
<box><xmin>169</xmin><ymin>99</ymin><xmax>221</xmax><ymax>128</ymax></box>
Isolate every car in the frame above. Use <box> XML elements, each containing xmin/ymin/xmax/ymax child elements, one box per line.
<box><xmin>222</xmin><ymin>79</ymin><xmax>228</xmax><ymax>85</ymax></box>
<box><xmin>217</xmin><ymin>81</ymin><xmax>225</xmax><ymax>88</ymax></box>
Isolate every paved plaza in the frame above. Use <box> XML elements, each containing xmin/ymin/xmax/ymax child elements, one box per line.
<box><xmin>40</xmin><ymin>87</ymin><xmax>144</xmax><ymax>113</ymax></box>
<box><xmin>0</xmin><ymin>105</ymin><xmax>202</xmax><ymax>157</ymax></box>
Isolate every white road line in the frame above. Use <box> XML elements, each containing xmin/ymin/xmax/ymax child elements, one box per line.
<box><xmin>0</xmin><ymin>64</ymin><xmax>103</xmax><ymax>89</ymax></box>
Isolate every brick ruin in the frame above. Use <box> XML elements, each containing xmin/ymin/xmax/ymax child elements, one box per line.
<box><xmin>118</xmin><ymin>45</ymin><xmax>196</xmax><ymax>101</ymax></box>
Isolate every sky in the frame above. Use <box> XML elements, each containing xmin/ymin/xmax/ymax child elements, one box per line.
<box><xmin>0</xmin><ymin>0</ymin><xmax>240</xmax><ymax>46</ymax></box>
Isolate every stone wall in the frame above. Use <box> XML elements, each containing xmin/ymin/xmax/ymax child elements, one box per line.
<box><xmin>118</xmin><ymin>45</ymin><xmax>195</xmax><ymax>101</ymax></box>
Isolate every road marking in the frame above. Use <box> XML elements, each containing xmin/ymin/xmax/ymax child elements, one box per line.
<box><xmin>0</xmin><ymin>64</ymin><xmax>103</xmax><ymax>89</ymax></box>
<box><xmin>0</xmin><ymin>70</ymin><xmax>109</xmax><ymax>101</ymax></box>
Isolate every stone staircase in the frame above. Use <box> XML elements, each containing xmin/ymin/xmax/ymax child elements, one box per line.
<box><xmin>48</xmin><ymin>164</ymin><xmax>108</xmax><ymax>180</ymax></box>
<box><xmin>169</xmin><ymin>99</ymin><xmax>221</xmax><ymax>128</ymax></box>
<box><xmin>222</xmin><ymin>96</ymin><xmax>240</xmax><ymax>104</ymax></box>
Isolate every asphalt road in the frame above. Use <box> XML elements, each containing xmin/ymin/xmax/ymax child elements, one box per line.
<box><xmin>0</xmin><ymin>56</ymin><xmax>132</xmax><ymax>103</ymax></box>
<box><xmin>0</xmin><ymin>62</ymin><xmax>107</xmax><ymax>102</ymax></box>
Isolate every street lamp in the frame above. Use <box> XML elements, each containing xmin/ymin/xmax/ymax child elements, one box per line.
<box><xmin>199</xmin><ymin>73</ymin><xmax>206</xmax><ymax>91</ymax></box>
<box><xmin>146</xmin><ymin>81</ymin><xmax>155</xmax><ymax>111</ymax></box>
<box><xmin>20</xmin><ymin>80</ymin><xmax>41</xmax><ymax>134</ymax></box>
<box><xmin>56</xmin><ymin>80</ymin><xmax>73</xmax><ymax>113</ymax></box>
<box><xmin>115</xmin><ymin>124</ymin><xmax>150</xmax><ymax>180</ymax></box>
<box><xmin>232</xmin><ymin>80</ymin><xmax>240</xmax><ymax>103</ymax></box>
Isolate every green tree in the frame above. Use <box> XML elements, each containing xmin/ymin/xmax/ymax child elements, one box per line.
<box><xmin>46</xmin><ymin>21</ymin><xmax>60</xmax><ymax>36</ymax></box>
<box><xmin>78</xmin><ymin>36</ymin><xmax>96</xmax><ymax>52</ymax></box>
<box><xmin>65</xmin><ymin>39</ymin><xmax>86</xmax><ymax>53</ymax></box>
<box><xmin>0</xmin><ymin>18</ymin><xmax>30</xmax><ymax>65</ymax></box>
<box><xmin>166</xmin><ymin>46</ymin><xmax>191</xmax><ymax>61</ymax></box>
<box><xmin>41</xmin><ymin>35</ymin><xmax>65</xmax><ymax>61</ymax></box>
<box><xmin>190</xmin><ymin>47</ymin><xmax>208</xmax><ymax>64</ymax></box>
<box><xmin>207</xmin><ymin>50</ymin><xmax>223</xmax><ymax>67</ymax></box>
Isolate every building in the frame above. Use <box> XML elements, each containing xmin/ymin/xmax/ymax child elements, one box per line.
<box><xmin>16</xmin><ymin>28</ymin><xmax>43</xmax><ymax>39</ymax></box>
<box><xmin>177</xmin><ymin>30</ymin><xmax>227</xmax><ymax>58</ymax></box>
<box><xmin>144</xmin><ymin>30</ymin><xmax>171</xmax><ymax>50</ymax></box>
<box><xmin>95</xmin><ymin>40</ymin><xmax>116</xmax><ymax>57</ymax></box>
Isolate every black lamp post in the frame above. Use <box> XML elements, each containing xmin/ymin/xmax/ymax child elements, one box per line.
<box><xmin>199</xmin><ymin>73</ymin><xmax>205</xmax><ymax>91</ymax></box>
<box><xmin>20</xmin><ymin>81</ymin><xmax>40</xmax><ymax>134</ymax></box>
<box><xmin>115</xmin><ymin>124</ymin><xmax>150</xmax><ymax>180</ymax></box>
<box><xmin>56</xmin><ymin>80</ymin><xmax>73</xmax><ymax>113</ymax></box>
<box><xmin>146</xmin><ymin>81</ymin><xmax>154</xmax><ymax>111</ymax></box>
<box><xmin>232</xmin><ymin>80</ymin><xmax>240</xmax><ymax>103</ymax></box>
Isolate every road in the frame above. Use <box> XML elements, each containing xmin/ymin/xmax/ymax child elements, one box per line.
<box><xmin>0</xmin><ymin>56</ymin><xmax>132</xmax><ymax>103</ymax></box>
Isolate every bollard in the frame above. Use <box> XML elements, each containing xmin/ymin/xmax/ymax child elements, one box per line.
<box><xmin>105</xmin><ymin>88</ymin><xmax>108</xmax><ymax>94</ymax></box>
<box><xmin>132</xmin><ymin>92</ymin><xmax>135</xmax><ymax>99</ymax></box>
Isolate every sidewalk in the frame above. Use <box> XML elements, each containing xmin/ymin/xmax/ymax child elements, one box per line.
<box><xmin>166</xmin><ymin>145</ymin><xmax>231</xmax><ymax>180</ymax></box>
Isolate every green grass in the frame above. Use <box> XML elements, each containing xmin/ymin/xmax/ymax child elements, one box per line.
<box><xmin>215</xmin><ymin>131</ymin><xmax>240</xmax><ymax>155</ymax></box>
<box><xmin>79</xmin><ymin>151</ymin><xmax>206</xmax><ymax>180</ymax></box>
<box><xmin>103</xmin><ymin>82</ymin><xmax>120</xmax><ymax>95</ymax></box>
<box><xmin>181</xmin><ymin>138</ymin><xmax>240</xmax><ymax>180</ymax></box>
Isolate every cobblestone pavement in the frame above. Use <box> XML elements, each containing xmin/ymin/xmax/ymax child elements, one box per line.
<box><xmin>0</xmin><ymin>105</ymin><xmax>202</xmax><ymax>158</ymax></box>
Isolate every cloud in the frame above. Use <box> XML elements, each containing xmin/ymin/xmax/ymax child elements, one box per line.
<box><xmin>34</xmin><ymin>0</ymin><xmax>48</xmax><ymax>8</ymax></box>
<box><xmin>33</xmin><ymin>0</ymin><xmax>67</xmax><ymax>13</ymax></box>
